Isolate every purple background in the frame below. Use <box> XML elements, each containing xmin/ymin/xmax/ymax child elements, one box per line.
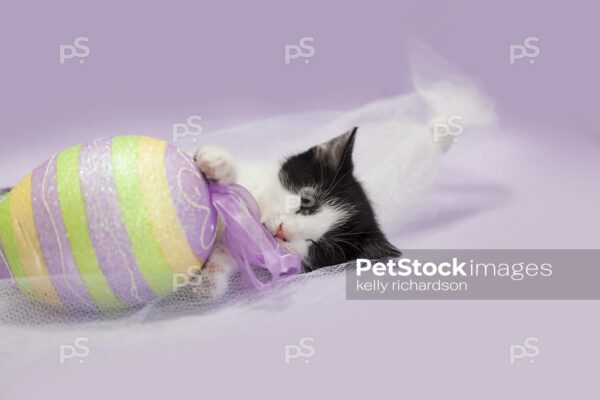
<box><xmin>1</xmin><ymin>1</ymin><xmax>598</xmax><ymax>399</ymax></box>
<box><xmin>1</xmin><ymin>0</ymin><xmax>598</xmax><ymax>167</ymax></box>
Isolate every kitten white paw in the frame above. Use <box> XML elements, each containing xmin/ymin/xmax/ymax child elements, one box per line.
<box><xmin>193</xmin><ymin>247</ymin><xmax>235</xmax><ymax>299</ymax></box>
<box><xmin>195</xmin><ymin>146</ymin><xmax>237</xmax><ymax>184</ymax></box>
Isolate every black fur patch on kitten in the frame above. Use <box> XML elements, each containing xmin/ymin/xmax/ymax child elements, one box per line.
<box><xmin>279</xmin><ymin>127</ymin><xmax>401</xmax><ymax>272</ymax></box>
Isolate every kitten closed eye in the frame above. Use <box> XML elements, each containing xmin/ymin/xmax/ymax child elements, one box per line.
<box><xmin>295</xmin><ymin>187</ymin><xmax>319</xmax><ymax>215</ymax></box>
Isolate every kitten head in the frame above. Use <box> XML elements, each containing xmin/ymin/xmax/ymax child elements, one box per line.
<box><xmin>260</xmin><ymin>127</ymin><xmax>401</xmax><ymax>271</ymax></box>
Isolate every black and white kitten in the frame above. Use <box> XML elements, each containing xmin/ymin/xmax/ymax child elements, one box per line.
<box><xmin>195</xmin><ymin>127</ymin><xmax>400</xmax><ymax>297</ymax></box>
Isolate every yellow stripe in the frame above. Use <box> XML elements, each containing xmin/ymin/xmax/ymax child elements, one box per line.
<box><xmin>10</xmin><ymin>174</ymin><xmax>62</xmax><ymax>307</ymax></box>
<box><xmin>137</xmin><ymin>137</ymin><xmax>203</xmax><ymax>273</ymax></box>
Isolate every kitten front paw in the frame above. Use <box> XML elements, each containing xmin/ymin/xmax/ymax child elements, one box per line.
<box><xmin>195</xmin><ymin>146</ymin><xmax>237</xmax><ymax>184</ymax></box>
<box><xmin>193</xmin><ymin>249</ymin><xmax>235</xmax><ymax>299</ymax></box>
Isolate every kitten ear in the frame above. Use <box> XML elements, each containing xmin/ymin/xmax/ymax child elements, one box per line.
<box><xmin>314</xmin><ymin>127</ymin><xmax>358</xmax><ymax>170</ymax></box>
<box><xmin>360</xmin><ymin>236</ymin><xmax>402</xmax><ymax>260</ymax></box>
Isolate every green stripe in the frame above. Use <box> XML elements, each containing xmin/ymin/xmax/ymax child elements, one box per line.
<box><xmin>56</xmin><ymin>145</ymin><xmax>123</xmax><ymax>311</ymax></box>
<box><xmin>0</xmin><ymin>196</ymin><xmax>35</xmax><ymax>298</ymax></box>
<box><xmin>111</xmin><ymin>136</ymin><xmax>173</xmax><ymax>296</ymax></box>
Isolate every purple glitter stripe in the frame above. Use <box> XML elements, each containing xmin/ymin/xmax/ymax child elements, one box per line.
<box><xmin>164</xmin><ymin>145</ymin><xmax>216</xmax><ymax>263</ymax></box>
<box><xmin>0</xmin><ymin>238</ymin><xmax>10</xmax><ymax>282</ymax></box>
<box><xmin>79</xmin><ymin>138</ymin><xmax>156</xmax><ymax>305</ymax></box>
<box><xmin>31</xmin><ymin>157</ymin><xmax>97</xmax><ymax>310</ymax></box>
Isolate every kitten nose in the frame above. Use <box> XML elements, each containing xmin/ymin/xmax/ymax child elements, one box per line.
<box><xmin>275</xmin><ymin>223</ymin><xmax>287</xmax><ymax>241</ymax></box>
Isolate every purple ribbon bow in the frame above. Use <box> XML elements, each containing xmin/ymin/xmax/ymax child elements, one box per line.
<box><xmin>209</xmin><ymin>183</ymin><xmax>302</xmax><ymax>290</ymax></box>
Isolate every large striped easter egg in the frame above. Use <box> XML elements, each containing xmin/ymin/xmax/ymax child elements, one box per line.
<box><xmin>0</xmin><ymin>136</ymin><xmax>217</xmax><ymax>312</ymax></box>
